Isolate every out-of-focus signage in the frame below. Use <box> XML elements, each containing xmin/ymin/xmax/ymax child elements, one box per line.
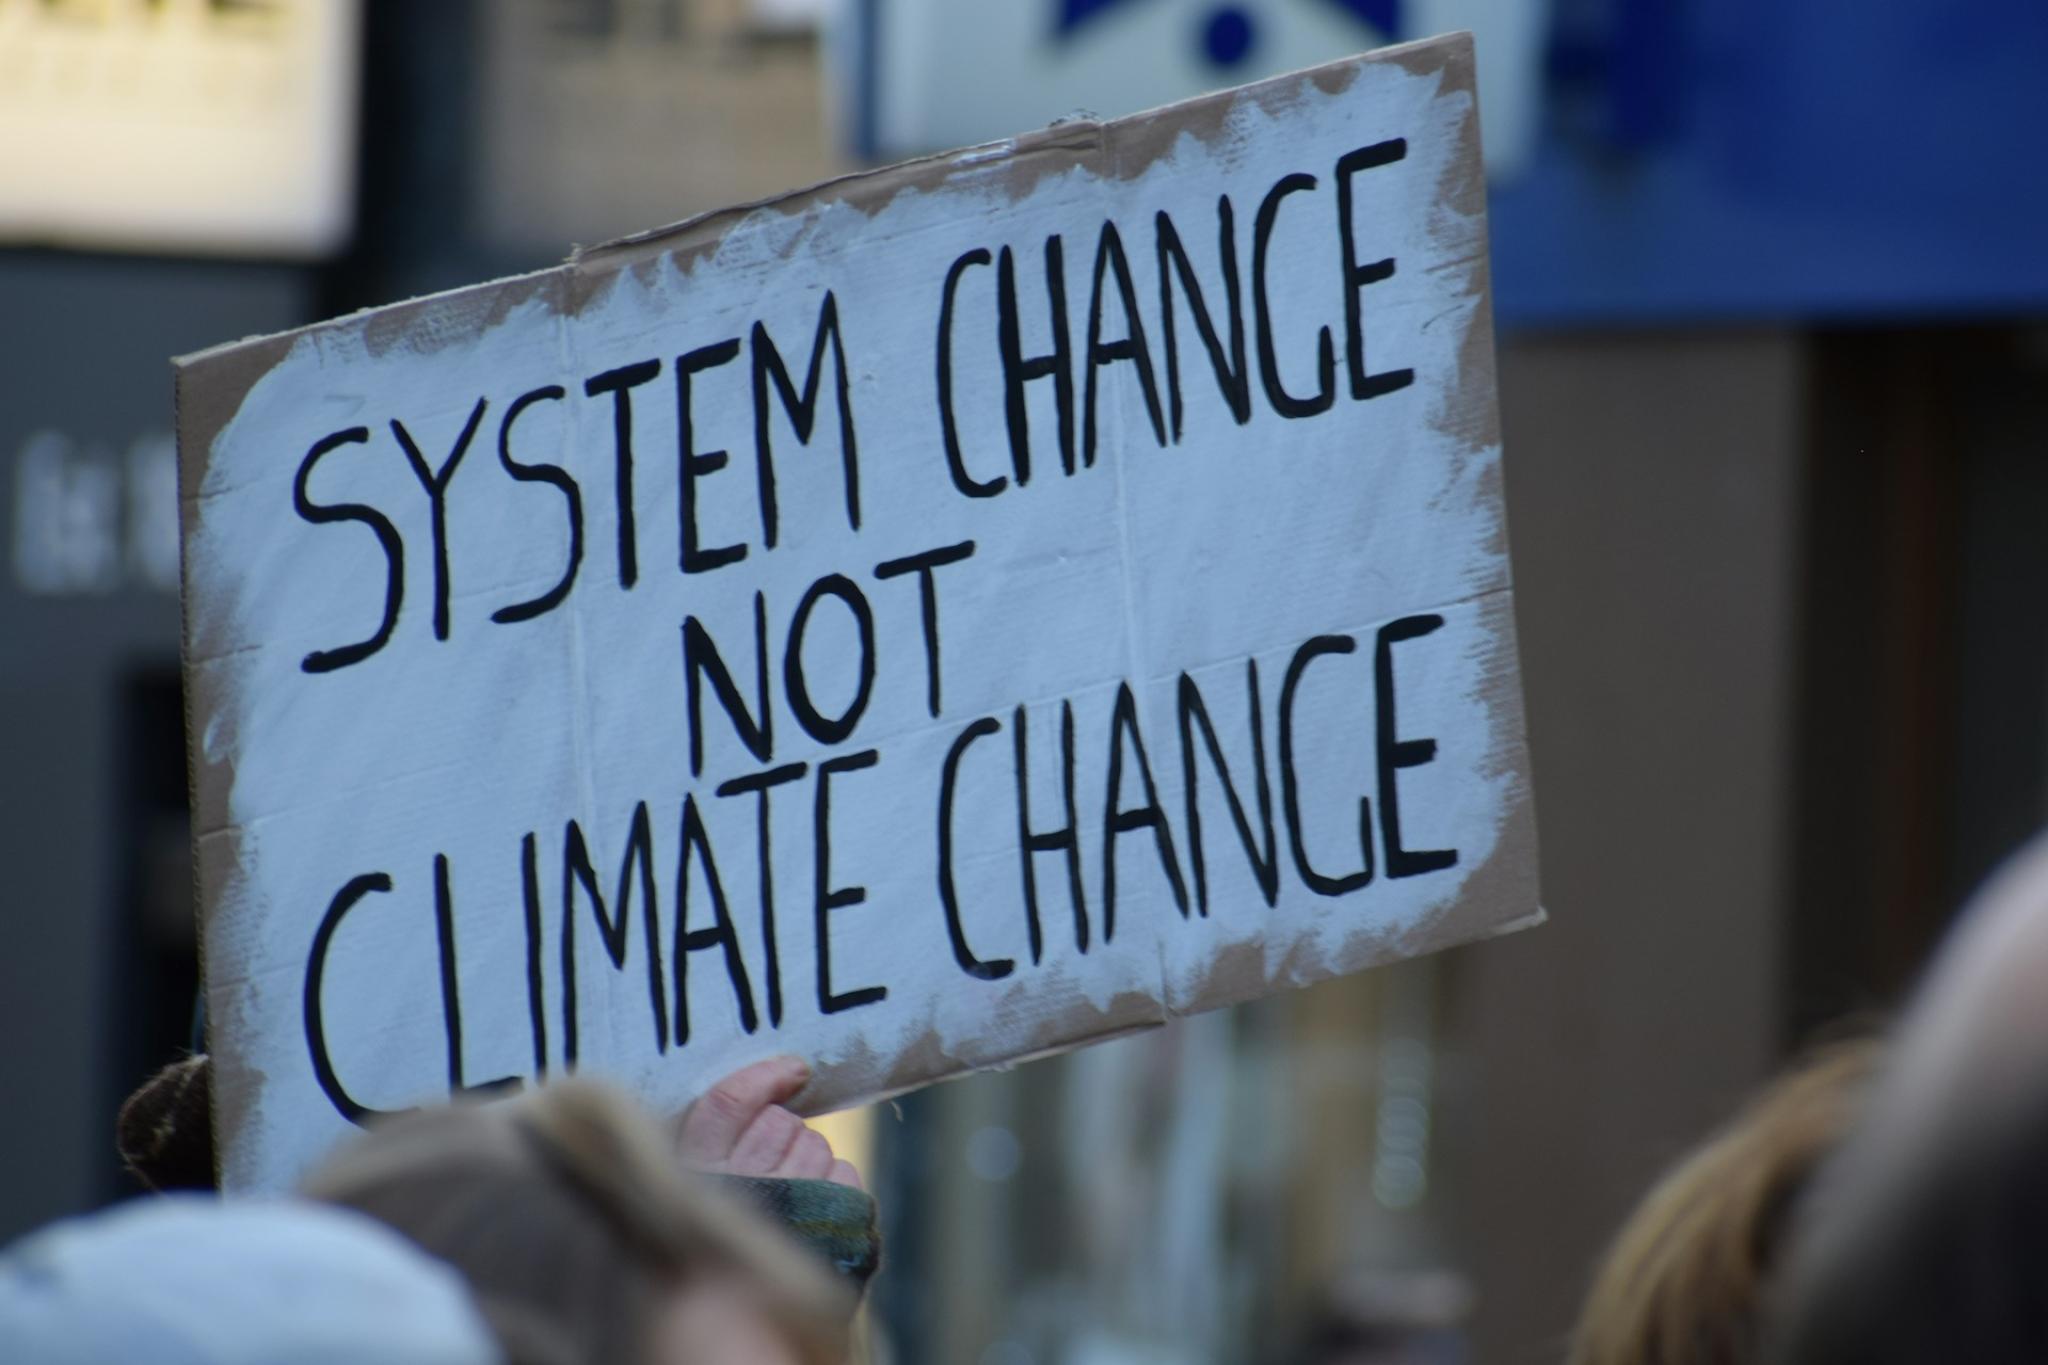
<box><xmin>841</xmin><ymin>0</ymin><xmax>1546</xmax><ymax>178</ymax></box>
<box><xmin>10</xmin><ymin>429</ymin><xmax>179</xmax><ymax>597</ymax></box>
<box><xmin>751</xmin><ymin>0</ymin><xmax>834</xmax><ymax>29</ymax></box>
<box><xmin>477</xmin><ymin>0</ymin><xmax>841</xmax><ymax>256</ymax></box>
<box><xmin>0</xmin><ymin>0</ymin><xmax>359</xmax><ymax>257</ymax></box>
<box><xmin>178</xmin><ymin>34</ymin><xmax>1539</xmax><ymax>1192</ymax></box>
<box><xmin>1487</xmin><ymin>0</ymin><xmax>2048</xmax><ymax>324</ymax></box>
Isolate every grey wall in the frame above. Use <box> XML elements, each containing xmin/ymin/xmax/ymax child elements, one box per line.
<box><xmin>1442</xmin><ymin>331</ymin><xmax>1803</xmax><ymax>1364</ymax></box>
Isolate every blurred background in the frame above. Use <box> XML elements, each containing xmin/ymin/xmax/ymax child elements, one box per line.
<box><xmin>3</xmin><ymin>2</ymin><xmax>2047</xmax><ymax>1362</ymax></box>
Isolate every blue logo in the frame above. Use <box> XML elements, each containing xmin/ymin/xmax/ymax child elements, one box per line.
<box><xmin>1055</xmin><ymin>0</ymin><xmax>1401</xmax><ymax>71</ymax></box>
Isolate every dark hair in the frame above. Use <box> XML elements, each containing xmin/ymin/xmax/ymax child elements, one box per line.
<box><xmin>301</xmin><ymin>1079</ymin><xmax>853</xmax><ymax>1365</ymax></box>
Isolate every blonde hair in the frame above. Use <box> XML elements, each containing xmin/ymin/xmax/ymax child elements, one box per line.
<box><xmin>302</xmin><ymin>1079</ymin><xmax>854</xmax><ymax>1365</ymax></box>
<box><xmin>1568</xmin><ymin>1038</ymin><xmax>1881</xmax><ymax>1365</ymax></box>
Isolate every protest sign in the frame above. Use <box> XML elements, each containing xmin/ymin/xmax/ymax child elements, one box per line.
<box><xmin>177</xmin><ymin>31</ymin><xmax>1540</xmax><ymax>1192</ymax></box>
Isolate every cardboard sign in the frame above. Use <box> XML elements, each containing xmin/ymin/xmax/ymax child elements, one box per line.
<box><xmin>178</xmin><ymin>32</ymin><xmax>1540</xmax><ymax>1192</ymax></box>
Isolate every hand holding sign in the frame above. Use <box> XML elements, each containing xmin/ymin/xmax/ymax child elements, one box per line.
<box><xmin>678</xmin><ymin>1057</ymin><xmax>864</xmax><ymax>1191</ymax></box>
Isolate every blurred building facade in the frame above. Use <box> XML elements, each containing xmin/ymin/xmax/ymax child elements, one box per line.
<box><xmin>3</xmin><ymin>5</ymin><xmax>2047</xmax><ymax>1365</ymax></box>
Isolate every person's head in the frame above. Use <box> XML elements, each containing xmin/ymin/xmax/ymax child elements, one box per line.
<box><xmin>1771</xmin><ymin>834</ymin><xmax>2048</xmax><ymax>1365</ymax></box>
<box><xmin>1568</xmin><ymin>1036</ymin><xmax>1881</xmax><ymax>1365</ymax></box>
<box><xmin>0</xmin><ymin>1193</ymin><xmax>500</xmax><ymax>1365</ymax></box>
<box><xmin>301</xmin><ymin>1079</ymin><xmax>853</xmax><ymax>1365</ymax></box>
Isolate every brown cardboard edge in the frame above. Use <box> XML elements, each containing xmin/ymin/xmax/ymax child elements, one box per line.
<box><xmin>172</xmin><ymin>358</ymin><xmax>216</xmax><ymax>1183</ymax></box>
<box><xmin>174</xmin><ymin>334</ymin><xmax>297</xmax><ymax>507</ymax></box>
<box><xmin>1162</xmin><ymin>779</ymin><xmax>1540</xmax><ymax>1020</ymax></box>
<box><xmin>789</xmin><ymin>1019</ymin><xmax>1167</xmax><ymax>1120</ymax></box>
<box><xmin>170</xmin><ymin>263</ymin><xmax>567</xmax><ymax>496</ymax></box>
<box><xmin>174</xmin><ymin>358</ymin><xmax>259</xmax><ymax>1186</ymax></box>
<box><xmin>792</xmin><ymin>976</ymin><xmax>1168</xmax><ymax>1115</ymax></box>
<box><xmin>1431</xmin><ymin>34</ymin><xmax>1499</xmax><ymax>459</ymax></box>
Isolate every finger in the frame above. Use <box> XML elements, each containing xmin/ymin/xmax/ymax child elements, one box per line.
<box><xmin>778</xmin><ymin>1127</ymin><xmax>836</xmax><ymax>1181</ymax></box>
<box><xmin>826</xmin><ymin>1158</ymin><xmax>865</xmax><ymax>1192</ymax></box>
<box><xmin>677</xmin><ymin>1057</ymin><xmax>811</xmax><ymax>1161</ymax></box>
<box><xmin>724</xmin><ymin>1106</ymin><xmax>807</xmax><ymax>1176</ymax></box>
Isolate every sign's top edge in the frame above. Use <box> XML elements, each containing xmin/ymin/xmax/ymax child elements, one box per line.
<box><xmin>570</xmin><ymin>29</ymin><xmax>1471</xmax><ymax>271</ymax></box>
<box><xmin>170</xmin><ymin>260</ymin><xmax>564</xmax><ymax>374</ymax></box>
<box><xmin>171</xmin><ymin>29</ymin><xmax>1472</xmax><ymax>377</ymax></box>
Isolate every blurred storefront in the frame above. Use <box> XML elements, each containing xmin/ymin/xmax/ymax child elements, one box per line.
<box><xmin>0</xmin><ymin>0</ymin><xmax>335</xmax><ymax>1239</ymax></box>
<box><xmin>3</xmin><ymin>5</ymin><xmax>2047</xmax><ymax>1365</ymax></box>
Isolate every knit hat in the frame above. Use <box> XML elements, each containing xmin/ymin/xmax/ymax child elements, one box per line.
<box><xmin>115</xmin><ymin>1054</ymin><xmax>215</xmax><ymax>1192</ymax></box>
<box><xmin>0</xmin><ymin>1194</ymin><xmax>501</xmax><ymax>1365</ymax></box>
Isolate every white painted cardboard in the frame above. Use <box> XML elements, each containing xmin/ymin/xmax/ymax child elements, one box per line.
<box><xmin>176</xmin><ymin>33</ymin><xmax>1539</xmax><ymax>1192</ymax></box>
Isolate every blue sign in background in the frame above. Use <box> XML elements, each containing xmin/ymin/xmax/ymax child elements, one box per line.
<box><xmin>1056</xmin><ymin>0</ymin><xmax>1399</xmax><ymax>68</ymax></box>
<box><xmin>1490</xmin><ymin>0</ymin><xmax>2048</xmax><ymax>325</ymax></box>
<box><xmin>856</xmin><ymin>0</ymin><xmax>2048</xmax><ymax>325</ymax></box>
